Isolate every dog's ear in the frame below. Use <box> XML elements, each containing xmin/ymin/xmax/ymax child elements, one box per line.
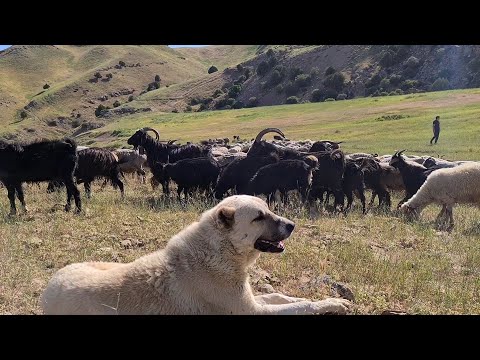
<box><xmin>216</xmin><ymin>206</ymin><xmax>236</xmax><ymax>228</ymax></box>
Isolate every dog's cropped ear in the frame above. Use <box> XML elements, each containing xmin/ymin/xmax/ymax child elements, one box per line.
<box><xmin>216</xmin><ymin>206</ymin><xmax>236</xmax><ymax>228</ymax></box>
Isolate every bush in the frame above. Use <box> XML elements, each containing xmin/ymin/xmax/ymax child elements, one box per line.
<box><xmin>394</xmin><ymin>88</ymin><xmax>404</xmax><ymax>95</ymax></box>
<box><xmin>389</xmin><ymin>74</ymin><xmax>402</xmax><ymax>86</ymax></box>
<box><xmin>234</xmin><ymin>75</ymin><xmax>247</xmax><ymax>85</ymax></box>
<box><xmin>198</xmin><ymin>104</ymin><xmax>207</xmax><ymax>111</ymax></box>
<box><xmin>203</xmin><ymin>97</ymin><xmax>213</xmax><ymax>105</ymax></box>
<box><xmin>147</xmin><ymin>82</ymin><xmax>160</xmax><ymax>91</ymax></box>
<box><xmin>172</xmin><ymin>109</ymin><xmax>179</xmax><ymax>113</ymax></box>
<box><xmin>284</xmin><ymin>81</ymin><xmax>298</xmax><ymax>96</ymax></box>
<box><xmin>226</xmin><ymin>98</ymin><xmax>236</xmax><ymax>106</ymax></box>
<box><xmin>274</xmin><ymin>65</ymin><xmax>287</xmax><ymax>77</ymax></box>
<box><xmin>228</xmin><ymin>85</ymin><xmax>242</xmax><ymax>98</ymax></box>
<box><xmin>310</xmin><ymin>67</ymin><xmax>320</xmax><ymax>78</ymax></box>
<box><xmin>266</xmin><ymin>48</ymin><xmax>275</xmax><ymax>57</ymax></box>
<box><xmin>324</xmin><ymin>66</ymin><xmax>336</xmax><ymax>76</ymax></box>
<box><xmin>431</xmin><ymin>77</ymin><xmax>450</xmax><ymax>91</ymax></box>
<box><xmin>94</xmin><ymin>72</ymin><xmax>102</xmax><ymax>79</ymax></box>
<box><xmin>285</xmin><ymin>96</ymin><xmax>299</xmax><ymax>104</ymax></box>
<box><xmin>324</xmin><ymin>98</ymin><xmax>335</xmax><ymax>102</ymax></box>
<box><xmin>324</xmin><ymin>88</ymin><xmax>338</xmax><ymax>99</ymax></box>
<box><xmin>155</xmin><ymin>74</ymin><xmax>161</xmax><ymax>82</ymax></box>
<box><xmin>275</xmin><ymin>84</ymin><xmax>284</xmax><ymax>94</ymax></box>
<box><xmin>106</xmin><ymin>73</ymin><xmax>113</xmax><ymax>79</ymax></box>
<box><xmin>323</xmin><ymin>72</ymin><xmax>345</xmax><ymax>91</ymax></box>
<box><xmin>236</xmin><ymin>64</ymin><xmax>244</xmax><ymax>72</ymax></box>
<box><xmin>295</xmin><ymin>74</ymin><xmax>312</xmax><ymax>88</ymax></box>
<box><xmin>43</xmin><ymin>84</ymin><xmax>50</xmax><ymax>89</ymax></box>
<box><xmin>214</xmin><ymin>97</ymin><xmax>228</xmax><ymax>109</ymax></box>
<box><xmin>213</xmin><ymin>89</ymin><xmax>223</xmax><ymax>98</ymax></box>
<box><xmin>128</xmin><ymin>95</ymin><xmax>134</xmax><ymax>102</ymax></box>
<box><xmin>366</xmin><ymin>73</ymin><xmax>382</xmax><ymax>88</ymax></box>
<box><xmin>400</xmin><ymin>79</ymin><xmax>419</xmax><ymax>90</ymax></box>
<box><xmin>380</xmin><ymin>78</ymin><xmax>390</xmax><ymax>90</ymax></box>
<box><xmin>244</xmin><ymin>67</ymin><xmax>251</xmax><ymax>79</ymax></box>
<box><xmin>265</xmin><ymin>70</ymin><xmax>284</xmax><ymax>88</ymax></box>
<box><xmin>113</xmin><ymin>100</ymin><xmax>121</xmax><ymax>108</ymax></box>
<box><xmin>223</xmin><ymin>105</ymin><xmax>232</xmax><ymax>110</ymax></box>
<box><xmin>119</xmin><ymin>61</ymin><xmax>126</xmax><ymax>67</ymax></box>
<box><xmin>405</xmin><ymin>56</ymin><xmax>420</xmax><ymax>68</ymax></box>
<box><xmin>247</xmin><ymin>97</ymin><xmax>258</xmax><ymax>108</ymax></box>
<box><xmin>20</xmin><ymin>110</ymin><xmax>28</xmax><ymax>119</ymax></box>
<box><xmin>336</xmin><ymin>93</ymin><xmax>347</xmax><ymax>100</ymax></box>
<box><xmin>267</xmin><ymin>56</ymin><xmax>277</xmax><ymax>68</ymax></box>
<box><xmin>289</xmin><ymin>67</ymin><xmax>303</xmax><ymax>81</ymax></box>
<box><xmin>311</xmin><ymin>89</ymin><xmax>322</xmax><ymax>102</ymax></box>
<box><xmin>190</xmin><ymin>97</ymin><xmax>201</xmax><ymax>106</ymax></box>
<box><xmin>95</xmin><ymin>104</ymin><xmax>107</xmax><ymax>117</ymax></box>
<box><xmin>257</xmin><ymin>61</ymin><xmax>270</xmax><ymax>76</ymax></box>
<box><xmin>380</xmin><ymin>91</ymin><xmax>389</xmax><ymax>96</ymax></box>
<box><xmin>232</xmin><ymin>101</ymin><xmax>245</xmax><ymax>109</ymax></box>
<box><xmin>185</xmin><ymin>105</ymin><xmax>192</xmax><ymax>112</ymax></box>
<box><xmin>208</xmin><ymin>65</ymin><xmax>218</xmax><ymax>74</ymax></box>
<box><xmin>380</xmin><ymin>50</ymin><xmax>396</xmax><ymax>67</ymax></box>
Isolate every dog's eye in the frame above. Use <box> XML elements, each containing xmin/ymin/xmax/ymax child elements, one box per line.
<box><xmin>252</xmin><ymin>214</ymin><xmax>265</xmax><ymax>222</ymax></box>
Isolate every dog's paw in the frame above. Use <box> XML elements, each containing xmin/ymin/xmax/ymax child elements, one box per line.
<box><xmin>311</xmin><ymin>298</ymin><xmax>352</xmax><ymax>315</ymax></box>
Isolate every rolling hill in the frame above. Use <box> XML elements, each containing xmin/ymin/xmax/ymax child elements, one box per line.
<box><xmin>1</xmin><ymin>45</ymin><xmax>480</xmax><ymax>143</ymax></box>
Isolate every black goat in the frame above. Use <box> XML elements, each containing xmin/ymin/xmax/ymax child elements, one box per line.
<box><xmin>161</xmin><ymin>157</ymin><xmax>220</xmax><ymax>200</ymax></box>
<box><xmin>341</xmin><ymin>160</ymin><xmax>366</xmax><ymax>214</ymax></box>
<box><xmin>246</xmin><ymin>157</ymin><xmax>318</xmax><ymax>205</ymax></box>
<box><xmin>47</xmin><ymin>148</ymin><xmax>124</xmax><ymax>198</ymax></box>
<box><xmin>214</xmin><ymin>153</ymin><xmax>279</xmax><ymax>199</ymax></box>
<box><xmin>0</xmin><ymin>138</ymin><xmax>81</xmax><ymax>215</ymax></box>
<box><xmin>127</xmin><ymin>127</ymin><xmax>206</xmax><ymax>193</ymax></box>
<box><xmin>389</xmin><ymin>150</ymin><xmax>435</xmax><ymax>208</ymax></box>
<box><xmin>308</xmin><ymin>149</ymin><xmax>346</xmax><ymax>211</ymax></box>
<box><xmin>310</xmin><ymin>140</ymin><xmax>342</xmax><ymax>153</ymax></box>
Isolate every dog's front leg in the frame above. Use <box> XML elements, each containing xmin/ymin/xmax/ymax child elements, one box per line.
<box><xmin>255</xmin><ymin>298</ymin><xmax>351</xmax><ymax>315</ymax></box>
<box><xmin>255</xmin><ymin>293</ymin><xmax>308</xmax><ymax>305</ymax></box>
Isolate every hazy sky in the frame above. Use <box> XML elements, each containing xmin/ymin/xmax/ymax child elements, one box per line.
<box><xmin>0</xmin><ymin>45</ymin><xmax>208</xmax><ymax>50</ymax></box>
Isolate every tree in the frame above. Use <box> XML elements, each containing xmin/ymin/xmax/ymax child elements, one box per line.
<box><xmin>94</xmin><ymin>72</ymin><xmax>102</xmax><ymax>79</ymax></box>
<box><xmin>325</xmin><ymin>66</ymin><xmax>336</xmax><ymax>76</ymax></box>
<box><xmin>113</xmin><ymin>101</ymin><xmax>121</xmax><ymax>108</ymax></box>
<box><xmin>208</xmin><ymin>66</ymin><xmax>218</xmax><ymax>74</ymax></box>
<box><xmin>155</xmin><ymin>74</ymin><xmax>161</xmax><ymax>82</ymax></box>
<box><xmin>43</xmin><ymin>84</ymin><xmax>50</xmax><ymax>89</ymax></box>
<box><xmin>119</xmin><ymin>61</ymin><xmax>126</xmax><ymax>67</ymax></box>
<box><xmin>106</xmin><ymin>73</ymin><xmax>113</xmax><ymax>80</ymax></box>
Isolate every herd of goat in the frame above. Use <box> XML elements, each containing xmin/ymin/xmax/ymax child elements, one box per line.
<box><xmin>1</xmin><ymin>127</ymin><xmax>479</xmax><ymax>230</ymax></box>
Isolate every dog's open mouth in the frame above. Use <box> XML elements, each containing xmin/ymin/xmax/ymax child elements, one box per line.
<box><xmin>254</xmin><ymin>238</ymin><xmax>286</xmax><ymax>253</ymax></box>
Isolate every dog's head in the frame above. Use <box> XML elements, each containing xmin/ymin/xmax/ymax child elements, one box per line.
<box><xmin>208</xmin><ymin>195</ymin><xmax>295</xmax><ymax>256</ymax></box>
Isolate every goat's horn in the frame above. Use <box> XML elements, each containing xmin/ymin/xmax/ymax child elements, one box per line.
<box><xmin>141</xmin><ymin>127</ymin><xmax>160</xmax><ymax>141</ymax></box>
<box><xmin>167</xmin><ymin>140</ymin><xmax>177</xmax><ymax>145</ymax></box>
<box><xmin>254</xmin><ymin>128</ymin><xmax>285</xmax><ymax>143</ymax></box>
<box><xmin>398</xmin><ymin>149</ymin><xmax>407</xmax><ymax>155</ymax></box>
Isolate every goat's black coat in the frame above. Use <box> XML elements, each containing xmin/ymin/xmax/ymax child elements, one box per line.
<box><xmin>47</xmin><ymin>148</ymin><xmax>124</xmax><ymax>198</ymax></box>
<box><xmin>308</xmin><ymin>149</ymin><xmax>346</xmax><ymax>210</ymax></box>
<box><xmin>0</xmin><ymin>138</ymin><xmax>81</xmax><ymax>214</ymax></box>
<box><xmin>162</xmin><ymin>157</ymin><xmax>220</xmax><ymax>199</ymax></box>
<box><xmin>341</xmin><ymin>160</ymin><xmax>366</xmax><ymax>214</ymax></box>
<box><xmin>214</xmin><ymin>153</ymin><xmax>279</xmax><ymax>199</ymax></box>
<box><xmin>246</xmin><ymin>159</ymin><xmax>314</xmax><ymax>204</ymax></box>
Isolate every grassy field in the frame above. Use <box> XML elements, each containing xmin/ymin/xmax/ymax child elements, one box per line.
<box><xmin>80</xmin><ymin>89</ymin><xmax>480</xmax><ymax>160</ymax></box>
<box><xmin>2</xmin><ymin>88</ymin><xmax>480</xmax><ymax>315</ymax></box>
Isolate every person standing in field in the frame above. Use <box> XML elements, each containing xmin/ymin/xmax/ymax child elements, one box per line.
<box><xmin>430</xmin><ymin>115</ymin><xmax>441</xmax><ymax>145</ymax></box>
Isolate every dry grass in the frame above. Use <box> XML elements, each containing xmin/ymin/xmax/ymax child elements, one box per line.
<box><xmin>1</xmin><ymin>179</ymin><xmax>480</xmax><ymax>314</ymax></box>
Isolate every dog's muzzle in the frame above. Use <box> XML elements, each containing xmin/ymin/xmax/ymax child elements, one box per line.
<box><xmin>254</xmin><ymin>222</ymin><xmax>295</xmax><ymax>253</ymax></box>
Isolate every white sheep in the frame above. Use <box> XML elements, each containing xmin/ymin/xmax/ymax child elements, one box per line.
<box><xmin>400</xmin><ymin>163</ymin><xmax>480</xmax><ymax>229</ymax></box>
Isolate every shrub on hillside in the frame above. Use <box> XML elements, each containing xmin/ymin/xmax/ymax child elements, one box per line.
<box><xmin>236</xmin><ymin>64</ymin><xmax>244</xmax><ymax>72</ymax></box>
<box><xmin>208</xmin><ymin>66</ymin><xmax>218</xmax><ymax>74</ymax></box>
<box><xmin>257</xmin><ymin>61</ymin><xmax>270</xmax><ymax>76</ymax></box>
<box><xmin>43</xmin><ymin>84</ymin><xmax>50</xmax><ymax>89</ymax></box>
<box><xmin>380</xmin><ymin>78</ymin><xmax>390</xmax><ymax>90</ymax></box>
<box><xmin>311</xmin><ymin>89</ymin><xmax>322</xmax><ymax>102</ymax></box>
<box><xmin>234</xmin><ymin>75</ymin><xmax>247</xmax><ymax>85</ymax></box>
<box><xmin>275</xmin><ymin>84</ymin><xmax>284</xmax><ymax>94</ymax></box>
<box><xmin>324</xmin><ymin>98</ymin><xmax>335</xmax><ymax>102</ymax></box>
<box><xmin>198</xmin><ymin>104</ymin><xmax>207</xmax><ymax>111</ymax></box>
<box><xmin>380</xmin><ymin>50</ymin><xmax>396</xmax><ymax>67</ymax></box>
<box><xmin>284</xmin><ymin>81</ymin><xmax>298</xmax><ymax>96</ymax></box>
<box><xmin>94</xmin><ymin>72</ymin><xmax>102</xmax><ymax>79</ymax></box>
<box><xmin>294</xmin><ymin>74</ymin><xmax>312</xmax><ymax>88</ymax></box>
<box><xmin>185</xmin><ymin>105</ymin><xmax>192</xmax><ymax>112</ymax></box>
<box><xmin>119</xmin><ymin>61</ymin><xmax>126</xmax><ymax>67</ymax></box>
<box><xmin>405</xmin><ymin>56</ymin><xmax>420</xmax><ymax>68</ymax></box>
<box><xmin>389</xmin><ymin>74</ymin><xmax>402</xmax><ymax>86</ymax></box>
<box><xmin>20</xmin><ymin>110</ymin><xmax>28</xmax><ymax>119</ymax></box>
<box><xmin>233</xmin><ymin>101</ymin><xmax>245</xmax><ymax>109</ymax></box>
<box><xmin>310</xmin><ymin>67</ymin><xmax>320</xmax><ymax>79</ymax></box>
<box><xmin>400</xmin><ymin>79</ymin><xmax>419</xmax><ymax>90</ymax></box>
<box><xmin>226</xmin><ymin>98</ymin><xmax>236</xmax><ymax>106</ymax></box>
<box><xmin>113</xmin><ymin>100</ymin><xmax>121</xmax><ymax>108</ymax></box>
<box><xmin>265</xmin><ymin>70</ymin><xmax>284</xmax><ymax>88</ymax></box>
<box><xmin>289</xmin><ymin>67</ymin><xmax>303</xmax><ymax>81</ymax></box>
<box><xmin>336</xmin><ymin>93</ymin><xmax>347</xmax><ymax>100</ymax></box>
<box><xmin>431</xmin><ymin>77</ymin><xmax>450</xmax><ymax>91</ymax></box>
<box><xmin>95</xmin><ymin>104</ymin><xmax>107</xmax><ymax>117</ymax></box>
<box><xmin>128</xmin><ymin>95</ymin><xmax>134</xmax><ymax>102</ymax></box>
<box><xmin>366</xmin><ymin>73</ymin><xmax>382</xmax><ymax>88</ymax></box>
<box><xmin>228</xmin><ymin>85</ymin><xmax>242</xmax><ymax>98</ymax></box>
<box><xmin>213</xmin><ymin>89</ymin><xmax>223</xmax><ymax>98</ymax></box>
<box><xmin>323</xmin><ymin>72</ymin><xmax>345</xmax><ymax>91</ymax></box>
<box><xmin>247</xmin><ymin>97</ymin><xmax>258</xmax><ymax>108</ymax></box>
<box><xmin>266</xmin><ymin>48</ymin><xmax>275</xmax><ymax>57</ymax></box>
<box><xmin>285</xmin><ymin>96</ymin><xmax>299</xmax><ymax>104</ymax></box>
<box><xmin>324</xmin><ymin>66</ymin><xmax>336</xmax><ymax>76</ymax></box>
<box><xmin>155</xmin><ymin>74</ymin><xmax>161</xmax><ymax>82</ymax></box>
<box><xmin>244</xmin><ymin>67</ymin><xmax>251</xmax><ymax>79</ymax></box>
<box><xmin>106</xmin><ymin>73</ymin><xmax>113</xmax><ymax>80</ymax></box>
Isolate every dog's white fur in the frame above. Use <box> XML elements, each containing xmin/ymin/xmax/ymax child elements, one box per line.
<box><xmin>41</xmin><ymin>195</ymin><xmax>351</xmax><ymax>315</ymax></box>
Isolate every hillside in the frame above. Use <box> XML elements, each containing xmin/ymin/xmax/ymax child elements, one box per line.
<box><xmin>2</xmin><ymin>45</ymin><xmax>480</xmax><ymax>142</ymax></box>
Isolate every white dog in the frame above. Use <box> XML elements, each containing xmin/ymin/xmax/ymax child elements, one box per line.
<box><xmin>41</xmin><ymin>195</ymin><xmax>351</xmax><ymax>315</ymax></box>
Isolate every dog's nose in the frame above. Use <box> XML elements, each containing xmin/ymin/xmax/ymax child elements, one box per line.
<box><xmin>286</xmin><ymin>223</ymin><xmax>295</xmax><ymax>233</ymax></box>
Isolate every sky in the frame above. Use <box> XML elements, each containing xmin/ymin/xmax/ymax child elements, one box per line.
<box><xmin>0</xmin><ymin>45</ymin><xmax>208</xmax><ymax>50</ymax></box>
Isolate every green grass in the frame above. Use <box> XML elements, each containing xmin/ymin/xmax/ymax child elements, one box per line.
<box><xmin>80</xmin><ymin>88</ymin><xmax>480</xmax><ymax>160</ymax></box>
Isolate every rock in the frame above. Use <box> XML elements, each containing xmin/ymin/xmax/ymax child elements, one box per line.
<box><xmin>121</xmin><ymin>240</ymin><xmax>132</xmax><ymax>249</ymax></box>
<box><xmin>26</xmin><ymin>237</ymin><xmax>43</xmax><ymax>247</ymax></box>
<box><xmin>258</xmin><ymin>284</ymin><xmax>275</xmax><ymax>294</ymax></box>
